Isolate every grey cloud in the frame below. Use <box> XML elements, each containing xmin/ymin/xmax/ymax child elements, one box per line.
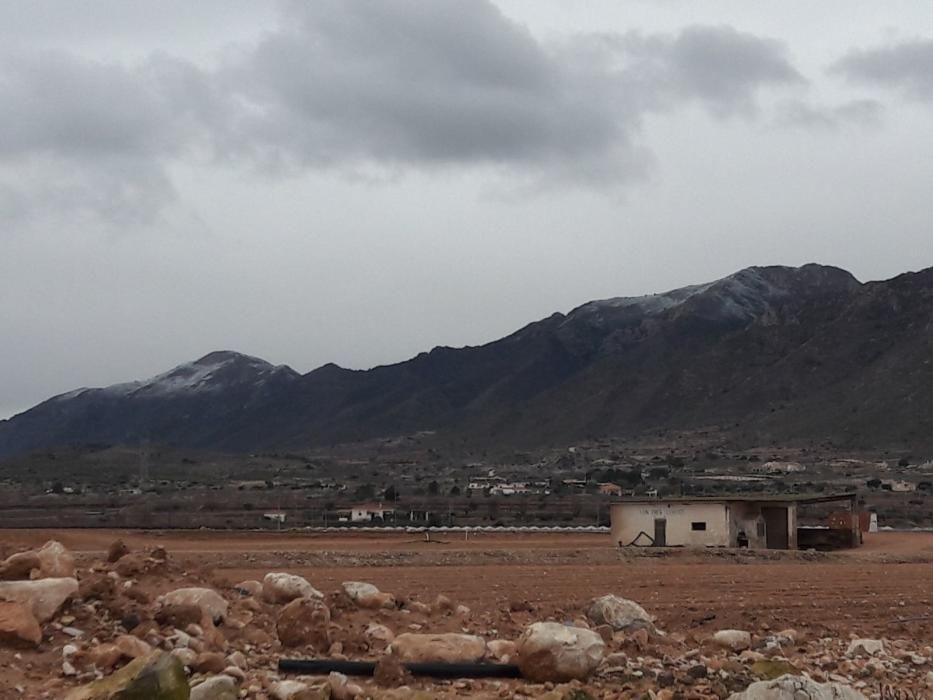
<box><xmin>226</xmin><ymin>5</ymin><xmax>804</xmax><ymax>186</ymax></box>
<box><xmin>774</xmin><ymin>98</ymin><xmax>883</xmax><ymax>129</ymax></box>
<box><xmin>0</xmin><ymin>1</ymin><xmax>807</xmax><ymax>225</ymax></box>
<box><xmin>834</xmin><ymin>38</ymin><xmax>933</xmax><ymax>100</ymax></box>
<box><xmin>612</xmin><ymin>25</ymin><xmax>804</xmax><ymax>117</ymax></box>
<box><xmin>0</xmin><ymin>50</ymin><xmax>223</xmax><ymax>228</ymax></box>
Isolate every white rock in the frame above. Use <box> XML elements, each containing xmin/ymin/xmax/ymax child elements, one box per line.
<box><xmin>364</xmin><ymin>622</ymin><xmax>395</xmax><ymax>646</ymax></box>
<box><xmin>233</xmin><ymin>580</ymin><xmax>262</xmax><ymax>597</ymax></box>
<box><xmin>846</xmin><ymin>638</ymin><xmax>885</xmax><ymax>657</ymax></box>
<box><xmin>0</xmin><ymin>578</ymin><xmax>79</xmax><ymax>622</ymax></box>
<box><xmin>586</xmin><ymin>594</ymin><xmax>654</xmax><ymax>631</ymax></box>
<box><xmin>262</xmin><ymin>573</ymin><xmax>323</xmax><ymax>604</ymax></box>
<box><xmin>170</xmin><ymin>647</ymin><xmax>198</xmax><ymax>668</ymax></box>
<box><xmin>517</xmin><ymin>622</ymin><xmax>606</xmax><ymax>682</ymax></box>
<box><xmin>486</xmin><ymin>639</ymin><xmax>518</xmax><ymax>663</ymax></box>
<box><xmin>713</xmin><ymin>629</ymin><xmax>752</xmax><ymax>651</ymax></box>
<box><xmin>271</xmin><ymin>680</ymin><xmax>312</xmax><ymax>700</ymax></box>
<box><xmin>190</xmin><ymin>674</ymin><xmax>238</xmax><ymax>700</ymax></box>
<box><xmin>390</xmin><ymin>632</ymin><xmax>487</xmax><ymax>664</ymax></box>
<box><xmin>728</xmin><ymin>674</ymin><xmax>867</xmax><ymax>699</ymax></box>
<box><xmin>341</xmin><ymin>581</ymin><xmax>395</xmax><ymax>609</ymax></box>
<box><xmin>36</xmin><ymin>541</ymin><xmax>76</xmax><ymax>578</ymax></box>
<box><xmin>159</xmin><ymin>587</ymin><xmax>228</xmax><ymax>625</ymax></box>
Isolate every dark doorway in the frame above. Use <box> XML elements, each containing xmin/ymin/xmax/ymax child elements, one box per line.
<box><xmin>653</xmin><ymin>518</ymin><xmax>667</xmax><ymax>547</ymax></box>
<box><xmin>762</xmin><ymin>507</ymin><xmax>789</xmax><ymax>549</ymax></box>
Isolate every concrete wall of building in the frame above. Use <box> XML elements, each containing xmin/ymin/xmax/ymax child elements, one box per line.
<box><xmin>727</xmin><ymin>502</ymin><xmax>797</xmax><ymax>549</ymax></box>
<box><xmin>611</xmin><ymin>502</ymin><xmax>730</xmax><ymax>547</ymax></box>
<box><xmin>612</xmin><ymin>500</ymin><xmax>801</xmax><ymax>549</ymax></box>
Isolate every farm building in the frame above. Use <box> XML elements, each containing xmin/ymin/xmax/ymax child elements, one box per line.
<box><xmin>610</xmin><ymin>493</ymin><xmax>860</xmax><ymax>550</ymax></box>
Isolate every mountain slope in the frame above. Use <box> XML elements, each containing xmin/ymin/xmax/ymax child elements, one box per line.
<box><xmin>3</xmin><ymin>263</ymin><xmax>932</xmax><ymax>456</ymax></box>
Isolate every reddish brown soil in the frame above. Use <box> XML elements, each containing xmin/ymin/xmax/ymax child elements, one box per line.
<box><xmin>2</xmin><ymin>529</ymin><xmax>931</xmax><ymax>645</ymax></box>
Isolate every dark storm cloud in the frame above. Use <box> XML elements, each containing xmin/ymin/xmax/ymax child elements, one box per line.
<box><xmin>833</xmin><ymin>38</ymin><xmax>933</xmax><ymax>101</ymax></box>
<box><xmin>0</xmin><ymin>1</ymin><xmax>807</xmax><ymax>223</ymax></box>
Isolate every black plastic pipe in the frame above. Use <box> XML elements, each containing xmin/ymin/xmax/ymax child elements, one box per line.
<box><xmin>278</xmin><ymin>658</ymin><xmax>523</xmax><ymax>679</ymax></box>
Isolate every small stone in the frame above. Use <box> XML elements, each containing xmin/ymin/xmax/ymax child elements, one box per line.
<box><xmin>712</xmin><ymin>629</ymin><xmax>752</xmax><ymax>652</ymax></box>
<box><xmin>190</xmin><ymin>674</ymin><xmax>238</xmax><ymax>700</ymax></box>
<box><xmin>107</xmin><ymin>540</ymin><xmax>130</xmax><ymax>563</ymax></box>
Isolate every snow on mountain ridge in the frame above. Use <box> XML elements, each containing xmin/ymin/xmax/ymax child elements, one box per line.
<box><xmin>571</xmin><ymin>265</ymin><xmax>858</xmax><ymax>325</ymax></box>
<box><xmin>51</xmin><ymin>351</ymin><xmax>297</xmax><ymax>402</ymax></box>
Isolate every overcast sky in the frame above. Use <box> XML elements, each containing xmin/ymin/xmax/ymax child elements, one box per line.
<box><xmin>3</xmin><ymin>0</ymin><xmax>933</xmax><ymax>419</ymax></box>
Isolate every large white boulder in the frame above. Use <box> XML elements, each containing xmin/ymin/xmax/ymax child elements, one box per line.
<box><xmin>729</xmin><ymin>674</ymin><xmax>867</xmax><ymax>699</ymax></box>
<box><xmin>159</xmin><ymin>587</ymin><xmax>228</xmax><ymax>625</ymax></box>
<box><xmin>586</xmin><ymin>594</ymin><xmax>654</xmax><ymax>631</ymax></box>
<box><xmin>0</xmin><ymin>577</ymin><xmax>78</xmax><ymax>622</ymax></box>
<box><xmin>390</xmin><ymin>632</ymin><xmax>487</xmax><ymax>664</ymax></box>
<box><xmin>517</xmin><ymin>622</ymin><xmax>605</xmax><ymax>682</ymax></box>
<box><xmin>262</xmin><ymin>573</ymin><xmax>323</xmax><ymax>604</ymax></box>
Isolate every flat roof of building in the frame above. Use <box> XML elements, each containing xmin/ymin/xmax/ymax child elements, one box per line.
<box><xmin>612</xmin><ymin>493</ymin><xmax>856</xmax><ymax>506</ymax></box>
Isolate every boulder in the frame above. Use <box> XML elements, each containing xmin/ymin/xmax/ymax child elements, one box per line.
<box><xmin>262</xmin><ymin>573</ymin><xmax>323</xmax><ymax>604</ymax></box>
<box><xmin>0</xmin><ymin>551</ymin><xmax>41</xmax><ymax>580</ymax></box>
<box><xmin>107</xmin><ymin>540</ymin><xmax>130</xmax><ymax>563</ymax></box>
<box><xmin>171</xmin><ymin>648</ymin><xmax>198</xmax><ymax>668</ymax></box>
<box><xmin>364</xmin><ymin>622</ymin><xmax>395</xmax><ymax>648</ymax></box>
<box><xmin>79</xmin><ymin>573</ymin><xmax>117</xmax><ymax>601</ymax></box>
<box><xmin>194</xmin><ymin>652</ymin><xmax>227</xmax><ymax>674</ymax></box>
<box><xmin>190</xmin><ymin>675</ymin><xmax>237</xmax><ymax>700</ymax></box>
<box><xmin>0</xmin><ymin>600</ymin><xmax>42</xmax><ymax>647</ymax></box>
<box><xmin>0</xmin><ymin>577</ymin><xmax>78</xmax><ymax>622</ymax></box>
<box><xmin>85</xmin><ymin>644</ymin><xmax>124</xmax><ymax>672</ymax></box>
<box><xmin>750</xmin><ymin>659</ymin><xmax>799</xmax><ymax>681</ymax></box>
<box><xmin>115</xmin><ymin>634</ymin><xmax>153</xmax><ymax>660</ymax></box>
<box><xmin>846</xmin><ymin>638</ymin><xmax>885</xmax><ymax>657</ymax></box>
<box><xmin>233</xmin><ymin>580</ymin><xmax>263</xmax><ymax>597</ymax></box>
<box><xmin>728</xmin><ymin>674</ymin><xmax>867</xmax><ymax>699</ymax></box>
<box><xmin>486</xmin><ymin>639</ymin><xmax>518</xmax><ymax>663</ymax></box>
<box><xmin>328</xmin><ymin>671</ymin><xmax>363</xmax><ymax>700</ymax></box>
<box><xmin>516</xmin><ymin>622</ymin><xmax>605</xmax><ymax>682</ymax></box>
<box><xmin>373</xmin><ymin>654</ymin><xmax>411</xmax><ymax>688</ymax></box>
<box><xmin>271</xmin><ymin>680</ymin><xmax>330</xmax><ymax>700</ymax></box>
<box><xmin>390</xmin><ymin>632</ymin><xmax>487</xmax><ymax>664</ymax></box>
<box><xmin>158</xmin><ymin>588</ymin><xmax>228</xmax><ymax>625</ymax></box>
<box><xmin>341</xmin><ymin>581</ymin><xmax>395</xmax><ymax>609</ymax></box>
<box><xmin>64</xmin><ymin>650</ymin><xmax>189</xmax><ymax>700</ymax></box>
<box><xmin>156</xmin><ymin>603</ymin><xmax>204</xmax><ymax>628</ymax></box>
<box><xmin>37</xmin><ymin>540</ymin><xmax>76</xmax><ymax>578</ymax></box>
<box><xmin>586</xmin><ymin>595</ymin><xmax>654</xmax><ymax>632</ymax></box>
<box><xmin>276</xmin><ymin>597</ymin><xmax>331</xmax><ymax>650</ymax></box>
<box><xmin>713</xmin><ymin>629</ymin><xmax>752</xmax><ymax>652</ymax></box>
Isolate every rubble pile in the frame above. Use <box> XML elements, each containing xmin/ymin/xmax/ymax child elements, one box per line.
<box><xmin>0</xmin><ymin>540</ymin><xmax>930</xmax><ymax>699</ymax></box>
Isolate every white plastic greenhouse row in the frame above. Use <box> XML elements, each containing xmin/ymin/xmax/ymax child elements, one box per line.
<box><xmin>296</xmin><ymin>525</ymin><xmax>611</xmax><ymax>533</ymax></box>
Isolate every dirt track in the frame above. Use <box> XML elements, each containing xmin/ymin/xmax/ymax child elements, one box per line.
<box><xmin>3</xmin><ymin>529</ymin><xmax>932</xmax><ymax>644</ymax></box>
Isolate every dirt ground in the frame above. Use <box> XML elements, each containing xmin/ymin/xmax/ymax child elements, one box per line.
<box><xmin>3</xmin><ymin>529</ymin><xmax>932</xmax><ymax>645</ymax></box>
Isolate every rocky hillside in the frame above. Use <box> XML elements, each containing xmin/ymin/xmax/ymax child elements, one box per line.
<box><xmin>2</xmin><ymin>263</ymin><xmax>932</xmax><ymax>456</ymax></box>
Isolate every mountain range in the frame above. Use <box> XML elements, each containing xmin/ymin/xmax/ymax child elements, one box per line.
<box><xmin>3</xmin><ymin>263</ymin><xmax>932</xmax><ymax>457</ymax></box>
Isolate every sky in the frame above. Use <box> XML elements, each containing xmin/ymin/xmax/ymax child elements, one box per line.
<box><xmin>2</xmin><ymin>0</ymin><xmax>933</xmax><ymax>419</ymax></box>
